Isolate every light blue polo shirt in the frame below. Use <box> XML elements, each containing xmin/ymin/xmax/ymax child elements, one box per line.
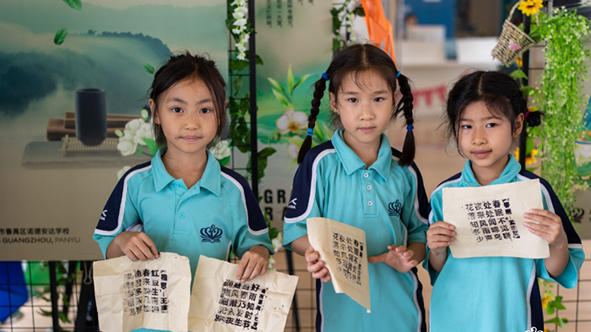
<box><xmin>283</xmin><ymin>129</ymin><xmax>429</xmax><ymax>332</ymax></box>
<box><xmin>94</xmin><ymin>148</ymin><xmax>273</xmax><ymax>332</ymax></box>
<box><xmin>425</xmin><ymin>155</ymin><xmax>585</xmax><ymax>332</ymax></box>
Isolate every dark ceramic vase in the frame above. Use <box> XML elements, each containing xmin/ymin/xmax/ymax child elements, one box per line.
<box><xmin>75</xmin><ymin>88</ymin><xmax>107</xmax><ymax>146</ymax></box>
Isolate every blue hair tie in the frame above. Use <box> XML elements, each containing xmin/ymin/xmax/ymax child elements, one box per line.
<box><xmin>406</xmin><ymin>125</ymin><xmax>414</xmax><ymax>131</ymax></box>
<box><xmin>396</xmin><ymin>71</ymin><xmax>402</xmax><ymax>79</ymax></box>
<box><xmin>307</xmin><ymin>128</ymin><xmax>314</xmax><ymax>136</ymax></box>
<box><xmin>322</xmin><ymin>73</ymin><xmax>329</xmax><ymax>81</ymax></box>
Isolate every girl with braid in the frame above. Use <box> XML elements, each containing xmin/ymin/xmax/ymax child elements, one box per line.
<box><xmin>282</xmin><ymin>44</ymin><xmax>429</xmax><ymax>331</ymax></box>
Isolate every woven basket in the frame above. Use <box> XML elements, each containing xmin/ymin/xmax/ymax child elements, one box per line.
<box><xmin>491</xmin><ymin>1</ymin><xmax>536</xmax><ymax>67</ymax></box>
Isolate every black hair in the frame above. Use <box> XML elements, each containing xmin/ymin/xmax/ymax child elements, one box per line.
<box><xmin>445</xmin><ymin>70</ymin><xmax>543</xmax><ymax>155</ymax></box>
<box><xmin>149</xmin><ymin>52</ymin><xmax>226</xmax><ymax>147</ymax></box>
<box><xmin>298</xmin><ymin>44</ymin><xmax>416</xmax><ymax>167</ymax></box>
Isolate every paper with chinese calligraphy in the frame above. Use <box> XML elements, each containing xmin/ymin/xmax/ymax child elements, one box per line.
<box><xmin>189</xmin><ymin>255</ymin><xmax>298</xmax><ymax>332</ymax></box>
<box><xmin>306</xmin><ymin>217</ymin><xmax>371</xmax><ymax>312</ymax></box>
<box><xmin>93</xmin><ymin>252</ymin><xmax>191</xmax><ymax>332</ymax></box>
<box><xmin>442</xmin><ymin>179</ymin><xmax>550</xmax><ymax>259</ymax></box>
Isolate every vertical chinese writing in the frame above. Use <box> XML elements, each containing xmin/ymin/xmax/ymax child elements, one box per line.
<box><xmin>332</xmin><ymin>232</ymin><xmax>364</xmax><ymax>285</ymax></box>
<box><xmin>214</xmin><ymin>279</ymin><xmax>268</xmax><ymax>330</ymax></box>
<box><xmin>266</xmin><ymin>0</ymin><xmax>272</xmax><ymax>27</ymax></box>
<box><xmin>287</xmin><ymin>0</ymin><xmax>293</xmax><ymax>27</ymax></box>
<box><xmin>276</xmin><ymin>0</ymin><xmax>283</xmax><ymax>28</ymax></box>
<box><xmin>122</xmin><ymin>269</ymin><xmax>168</xmax><ymax>316</ymax></box>
<box><xmin>465</xmin><ymin>198</ymin><xmax>521</xmax><ymax>243</ymax></box>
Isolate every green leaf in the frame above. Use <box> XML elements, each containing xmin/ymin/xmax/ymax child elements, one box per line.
<box><xmin>54</xmin><ymin>28</ymin><xmax>68</xmax><ymax>45</ymax></box>
<box><xmin>288</xmin><ymin>158</ymin><xmax>298</xmax><ymax>168</ymax></box>
<box><xmin>38</xmin><ymin>308</ymin><xmax>53</xmax><ymax>316</ymax></box>
<box><xmin>287</xmin><ymin>65</ymin><xmax>295</xmax><ymax>95</ymax></box>
<box><xmin>267</xmin><ymin>78</ymin><xmax>288</xmax><ymax>100</ymax></box>
<box><xmin>353</xmin><ymin>6</ymin><xmax>365</xmax><ymax>17</ymax></box>
<box><xmin>545</xmin><ymin>317</ymin><xmax>560</xmax><ymax>325</ymax></box>
<box><xmin>269</xmin><ymin>227</ymin><xmax>279</xmax><ymax>240</ymax></box>
<box><xmin>59</xmin><ymin>311</ymin><xmax>71</xmax><ymax>324</ymax></box>
<box><xmin>217</xmin><ymin>156</ymin><xmax>230</xmax><ymax>166</ymax></box>
<box><xmin>255</xmin><ymin>54</ymin><xmax>264</xmax><ymax>65</ymax></box>
<box><xmin>510</xmin><ymin>69</ymin><xmax>528</xmax><ymax>80</ymax></box>
<box><xmin>143</xmin><ymin>63</ymin><xmax>155</xmax><ymax>74</ymax></box>
<box><xmin>546</xmin><ymin>305</ymin><xmax>556</xmax><ymax>315</ymax></box>
<box><xmin>271</xmin><ymin>88</ymin><xmax>290</xmax><ymax>108</ymax></box>
<box><xmin>63</xmin><ymin>0</ymin><xmax>82</xmax><ymax>11</ymax></box>
<box><xmin>142</xmin><ymin>138</ymin><xmax>159</xmax><ymax>156</ymax></box>
<box><xmin>232</xmin><ymin>77</ymin><xmax>243</xmax><ymax>95</ymax></box>
<box><xmin>293</xmin><ymin>74</ymin><xmax>312</xmax><ymax>91</ymax></box>
<box><xmin>258</xmin><ymin>147</ymin><xmax>277</xmax><ymax>158</ymax></box>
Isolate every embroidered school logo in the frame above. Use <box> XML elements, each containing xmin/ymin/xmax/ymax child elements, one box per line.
<box><xmin>388</xmin><ymin>200</ymin><xmax>402</xmax><ymax>217</ymax></box>
<box><xmin>288</xmin><ymin>198</ymin><xmax>297</xmax><ymax>209</ymax></box>
<box><xmin>200</xmin><ymin>224</ymin><xmax>223</xmax><ymax>243</ymax></box>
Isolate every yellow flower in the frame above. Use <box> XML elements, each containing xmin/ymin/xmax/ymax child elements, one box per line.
<box><xmin>516</xmin><ymin>57</ymin><xmax>523</xmax><ymax>67</ymax></box>
<box><xmin>531</xmin><ymin>149</ymin><xmax>538</xmax><ymax>157</ymax></box>
<box><xmin>526</xmin><ymin>156</ymin><xmax>537</xmax><ymax>165</ymax></box>
<box><xmin>542</xmin><ymin>293</ymin><xmax>552</xmax><ymax>308</ymax></box>
<box><xmin>519</xmin><ymin>0</ymin><xmax>543</xmax><ymax>16</ymax></box>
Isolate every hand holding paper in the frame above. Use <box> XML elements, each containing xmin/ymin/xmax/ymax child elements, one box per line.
<box><xmin>523</xmin><ymin>209</ymin><xmax>568</xmax><ymax>246</ymax></box>
<box><xmin>307</xmin><ymin>217</ymin><xmax>371</xmax><ymax>311</ymax></box>
<box><xmin>426</xmin><ymin>221</ymin><xmax>456</xmax><ymax>254</ymax></box>
<box><xmin>236</xmin><ymin>245</ymin><xmax>270</xmax><ymax>282</ymax></box>
<box><xmin>442</xmin><ymin>179</ymin><xmax>550</xmax><ymax>259</ymax></box>
<box><xmin>110</xmin><ymin>231</ymin><xmax>159</xmax><ymax>261</ymax></box>
<box><xmin>305</xmin><ymin>246</ymin><xmax>331</xmax><ymax>282</ymax></box>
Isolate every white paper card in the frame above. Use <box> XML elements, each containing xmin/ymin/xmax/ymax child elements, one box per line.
<box><xmin>306</xmin><ymin>217</ymin><xmax>370</xmax><ymax>312</ymax></box>
<box><xmin>188</xmin><ymin>256</ymin><xmax>298</xmax><ymax>332</ymax></box>
<box><xmin>442</xmin><ymin>179</ymin><xmax>550</xmax><ymax>259</ymax></box>
<box><xmin>93</xmin><ymin>252</ymin><xmax>191</xmax><ymax>332</ymax></box>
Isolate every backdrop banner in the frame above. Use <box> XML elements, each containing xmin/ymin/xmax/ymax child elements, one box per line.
<box><xmin>0</xmin><ymin>0</ymin><xmax>227</xmax><ymax>260</ymax></box>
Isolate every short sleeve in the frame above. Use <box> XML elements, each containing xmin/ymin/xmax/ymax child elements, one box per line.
<box><xmin>423</xmin><ymin>188</ymin><xmax>445</xmax><ymax>285</ymax></box>
<box><xmin>535</xmin><ymin>178</ymin><xmax>585</xmax><ymax>288</ymax></box>
<box><xmin>92</xmin><ymin>170</ymin><xmax>142</xmax><ymax>258</ymax></box>
<box><xmin>222</xmin><ymin>168</ymin><xmax>273</xmax><ymax>258</ymax></box>
<box><xmin>282</xmin><ymin>150</ymin><xmax>330</xmax><ymax>251</ymax></box>
<box><xmin>401</xmin><ymin>162</ymin><xmax>429</xmax><ymax>244</ymax></box>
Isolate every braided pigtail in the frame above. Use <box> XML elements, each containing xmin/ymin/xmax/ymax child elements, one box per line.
<box><xmin>393</xmin><ymin>73</ymin><xmax>415</xmax><ymax>167</ymax></box>
<box><xmin>298</xmin><ymin>76</ymin><xmax>328</xmax><ymax>163</ymax></box>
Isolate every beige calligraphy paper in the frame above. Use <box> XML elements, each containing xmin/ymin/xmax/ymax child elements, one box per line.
<box><xmin>442</xmin><ymin>179</ymin><xmax>549</xmax><ymax>259</ymax></box>
<box><xmin>93</xmin><ymin>252</ymin><xmax>191</xmax><ymax>332</ymax></box>
<box><xmin>188</xmin><ymin>256</ymin><xmax>298</xmax><ymax>332</ymax></box>
<box><xmin>306</xmin><ymin>217</ymin><xmax>370</xmax><ymax>312</ymax></box>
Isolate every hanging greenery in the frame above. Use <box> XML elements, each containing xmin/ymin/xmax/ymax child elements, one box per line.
<box><xmin>530</xmin><ymin>6</ymin><xmax>591</xmax><ymax>213</ymax></box>
<box><xmin>331</xmin><ymin>1</ymin><xmax>364</xmax><ymax>53</ymax></box>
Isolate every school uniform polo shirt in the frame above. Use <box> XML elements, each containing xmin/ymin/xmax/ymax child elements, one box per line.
<box><xmin>425</xmin><ymin>155</ymin><xmax>585</xmax><ymax>332</ymax></box>
<box><xmin>283</xmin><ymin>129</ymin><xmax>429</xmax><ymax>332</ymax></box>
<box><xmin>94</xmin><ymin>148</ymin><xmax>273</xmax><ymax>283</ymax></box>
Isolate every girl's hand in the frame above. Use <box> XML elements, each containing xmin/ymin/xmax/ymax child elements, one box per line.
<box><xmin>305</xmin><ymin>246</ymin><xmax>330</xmax><ymax>282</ymax></box>
<box><xmin>368</xmin><ymin>245</ymin><xmax>417</xmax><ymax>274</ymax></box>
<box><xmin>236</xmin><ymin>246</ymin><xmax>270</xmax><ymax>282</ymax></box>
<box><xmin>115</xmin><ymin>231</ymin><xmax>159</xmax><ymax>261</ymax></box>
<box><xmin>524</xmin><ymin>209</ymin><xmax>568</xmax><ymax>247</ymax></box>
<box><xmin>427</xmin><ymin>221</ymin><xmax>455</xmax><ymax>254</ymax></box>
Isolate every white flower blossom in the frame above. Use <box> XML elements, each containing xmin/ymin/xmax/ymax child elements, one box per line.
<box><xmin>117</xmin><ymin>165</ymin><xmax>132</xmax><ymax>180</ymax></box>
<box><xmin>288</xmin><ymin>142</ymin><xmax>300</xmax><ymax>159</ymax></box>
<box><xmin>134</xmin><ymin>122</ymin><xmax>155</xmax><ymax>145</ymax></box>
<box><xmin>117</xmin><ymin>136</ymin><xmax>137</xmax><ymax>156</ymax></box>
<box><xmin>211</xmin><ymin>140</ymin><xmax>231</xmax><ymax>160</ymax></box>
<box><xmin>276</xmin><ymin>109</ymin><xmax>308</xmax><ymax>134</ymax></box>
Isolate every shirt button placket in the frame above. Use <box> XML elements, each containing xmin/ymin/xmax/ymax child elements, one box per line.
<box><xmin>362</xmin><ymin>171</ymin><xmax>376</xmax><ymax>216</ymax></box>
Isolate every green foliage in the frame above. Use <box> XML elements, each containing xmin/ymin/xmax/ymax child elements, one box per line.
<box><xmin>143</xmin><ymin>63</ymin><xmax>155</xmax><ymax>74</ymax></box>
<box><xmin>141</xmin><ymin>138</ymin><xmax>160</xmax><ymax>156</ymax></box>
<box><xmin>54</xmin><ymin>28</ymin><xmax>68</xmax><ymax>45</ymax></box>
<box><xmin>544</xmin><ymin>295</ymin><xmax>569</xmax><ymax>328</ymax></box>
<box><xmin>533</xmin><ymin>7</ymin><xmax>591</xmax><ymax>214</ymax></box>
<box><xmin>331</xmin><ymin>0</ymin><xmax>363</xmax><ymax>53</ymax></box>
<box><xmin>36</xmin><ymin>261</ymin><xmax>78</xmax><ymax>331</ymax></box>
<box><xmin>62</xmin><ymin>0</ymin><xmax>82</xmax><ymax>11</ymax></box>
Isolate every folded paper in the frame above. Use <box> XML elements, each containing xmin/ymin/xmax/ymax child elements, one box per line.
<box><xmin>442</xmin><ymin>179</ymin><xmax>549</xmax><ymax>259</ymax></box>
<box><xmin>306</xmin><ymin>217</ymin><xmax>370</xmax><ymax>312</ymax></box>
<box><xmin>189</xmin><ymin>256</ymin><xmax>298</xmax><ymax>332</ymax></box>
<box><xmin>93</xmin><ymin>252</ymin><xmax>192</xmax><ymax>332</ymax></box>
